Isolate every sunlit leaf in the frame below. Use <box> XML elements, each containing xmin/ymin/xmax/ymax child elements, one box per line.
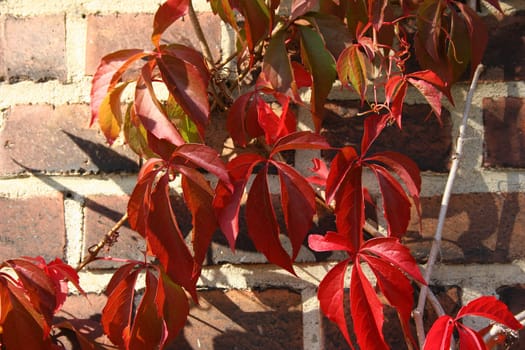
<box><xmin>337</xmin><ymin>44</ymin><xmax>369</xmax><ymax>103</ymax></box>
<box><xmin>152</xmin><ymin>0</ymin><xmax>190</xmax><ymax>48</ymax></box>
<box><xmin>98</xmin><ymin>82</ymin><xmax>130</xmax><ymax>144</ymax></box>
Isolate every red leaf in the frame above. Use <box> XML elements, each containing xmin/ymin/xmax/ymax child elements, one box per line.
<box><xmin>368</xmin><ymin>0</ymin><xmax>387</xmax><ymax>30</ymax></box>
<box><xmin>102</xmin><ymin>268</ymin><xmax>140</xmax><ymax>348</ymax></box>
<box><xmin>156</xmin><ymin>52</ymin><xmax>210</xmax><ymax>135</ymax></box>
<box><xmin>407</xmin><ymin>69</ymin><xmax>453</xmax><ymax>104</ymax></box>
<box><xmin>238</xmin><ymin>0</ymin><xmax>271</xmax><ymax>53</ymax></box>
<box><xmin>291</xmin><ymin>61</ymin><xmax>312</xmax><ymax>88</ymax></box>
<box><xmin>456</xmin><ymin>323</ymin><xmax>486</xmax><ymax>350</ymax></box>
<box><xmin>351</xmin><ymin>261</ymin><xmax>388</xmax><ymax>350</ymax></box>
<box><xmin>246</xmin><ymin>166</ymin><xmax>295</xmax><ymax>274</ymax></box>
<box><xmin>170</xmin><ymin>143</ymin><xmax>230</xmax><ymax>185</ymax></box>
<box><xmin>54</xmin><ymin>320</ymin><xmax>96</xmax><ymax>350</ymax></box>
<box><xmin>328</xmin><ymin>159</ymin><xmax>364</xmax><ymax>253</ymax></box>
<box><xmin>98</xmin><ymin>82</ymin><xmax>130</xmax><ymax>144</ymax></box>
<box><xmin>298</xmin><ymin>25</ymin><xmax>337</xmax><ymax>131</ymax></box>
<box><xmin>46</xmin><ymin>258</ymin><xmax>86</xmax><ymax>311</ymax></box>
<box><xmin>385</xmin><ymin>75</ymin><xmax>407</xmax><ymax>128</ymax></box>
<box><xmin>146</xmin><ymin>174</ymin><xmax>197</xmax><ymax>297</ymax></box>
<box><xmin>181</xmin><ymin>171</ymin><xmax>217</xmax><ymax>270</ymax></box>
<box><xmin>456</xmin><ymin>296</ymin><xmax>523</xmax><ymax>331</ymax></box>
<box><xmin>156</xmin><ymin>270</ymin><xmax>190</xmax><ymax>346</ymax></box>
<box><xmin>423</xmin><ymin>315</ymin><xmax>455</xmax><ymax>350</ymax></box>
<box><xmin>152</xmin><ymin>0</ymin><xmax>189</xmax><ymax>48</ymax></box>
<box><xmin>256</xmin><ymin>94</ymin><xmax>295</xmax><ymax>145</ymax></box>
<box><xmin>214</xmin><ymin>154</ymin><xmax>265</xmax><ymax>250</ymax></box>
<box><xmin>128</xmin><ymin>271</ymin><xmax>163</xmax><ymax>350</ymax></box>
<box><xmin>226</xmin><ymin>91</ymin><xmax>259</xmax><ymax>146</ymax></box>
<box><xmin>360</xmin><ymin>254</ymin><xmax>416</xmax><ymax>345</ymax></box>
<box><xmin>318</xmin><ymin>259</ymin><xmax>353</xmax><ymax>347</ymax></box>
<box><xmin>325</xmin><ymin>147</ymin><xmax>360</xmax><ymax>204</ymax></box>
<box><xmin>135</xmin><ymin>64</ymin><xmax>185</xmax><ymax>149</ymax></box>
<box><xmin>90</xmin><ymin>49</ymin><xmax>148</xmax><ymax>126</ymax></box>
<box><xmin>6</xmin><ymin>258</ymin><xmax>57</xmax><ymax>328</ymax></box>
<box><xmin>360</xmin><ymin>237</ymin><xmax>426</xmax><ymax>285</ymax></box>
<box><xmin>308</xmin><ymin>231</ymin><xmax>353</xmax><ymax>253</ymax></box>
<box><xmin>273</xmin><ymin>161</ymin><xmax>316</xmax><ymax>260</ymax></box>
<box><xmin>368</xmin><ymin>164</ymin><xmax>411</xmax><ymax>237</ymax></box>
<box><xmin>271</xmin><ymin>131</ymin><xmax>330</xmax><ymax>156</ymax></box>
<box><xmin>307</xmin><ymin>158</ymin><xmax>329</xmax><ymax>186</ymax></box>
<box><xmin>360</xmin><ymin>114</ymin><xmax>388</xmax><ymax>156</ymax></box>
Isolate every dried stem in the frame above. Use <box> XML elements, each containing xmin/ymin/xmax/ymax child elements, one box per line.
<box><xmin>414</xmin><ymin>64</ymin><xmax>484</xmax><ymax>348</ymax></box>
<box><xmin>76</xmin><ymin>213</ymin><xmax>128</xmax><ymax>272</ymax></box>
<box><xmin>483</xmin><ymin>310</ymin><xmax>525</xmax><ymax>349</ymax></box>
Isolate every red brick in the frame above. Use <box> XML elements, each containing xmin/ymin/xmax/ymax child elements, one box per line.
<box><xmin>483</xmin><ymin>97</ymin><xmax>525</xmax><ymax>168</ymax></box>
<box><xmin>497</xmin><ymin>285</ymin><xmax>525</xmax><ymax>350</ymax></box>
<box><xmin>322</xmin><ymin>286</ymin><xmax>461</xmax><ymax>349</ymax></box>
<box><xmin>171</xmin><ymin>289</ymin><xmax>303</xmax><ymax>349</ymax></box>
<box><xmin>482</xmin><ymin>10</ymin><xmax>525</xmax><ymax>81</ymax></box>
<box><xmin>0</xmin><ymin>104</ymin><xmax>138</xmax><ymax>175</ymax></box>
<box><xmin>406</xmin><ymin>193</ymin><xmax>525</xmax><ymax>263</ymax></box>
<box><xmin>85</xmin><ymin>12</ymin><xmax>221</xmax><ymax>75</ymax></box>
<box><xmin>2</xmin><ymin>15</ymin><xmax>66</xmax><ymax>82</ymax></box>
<box><xmin>321</xmin><ymin>101</ymin><xmax>452</xmax><ymax>172</ymax></box>
<box><xmin>0</xmin><ymin>194</ymin><xmax>65</xmax><ymax>262</ymax></box>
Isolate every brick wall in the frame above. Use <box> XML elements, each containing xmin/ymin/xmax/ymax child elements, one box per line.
<box><xmin>1</xmin><ymin>0</ymin><xmax>524</xmax><ymax>349</ymax></box>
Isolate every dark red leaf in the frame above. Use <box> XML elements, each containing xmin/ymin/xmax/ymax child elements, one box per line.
<box><xmin>291</xmin><ymin>61</ymin><xmax>312</xmax><ymax>88</ymax></box>
<box><xmin>423</xmin><ymin>315</ymin><xmax>455</xmax><ymax>350</ymax></box>
<box><xmin>360</xmin><ymin>237</ymin><xmax>426</xmax><ymax>285</ymax></box>
<box><xmin>102</xmin><ymin>268</ymin><xmax>140</xmax><ymax>348</ymax></box>
<box><xmin>90</xmin><ymin>49</ymin><xmax>148</xmax><ymax>126</ymax></box>
<box><xmin>129</xmin><ymin>271</ymin><xmax>163</xmax><ymax>350</ymax></box>
<box><xmin>246</xmin><ymin>166</ymin><xmax>295</xmax><ymax>274</ymax></box>
<box><xmin>152</xmin><ymin>0</ymin><xmax>189</xmax><ymax>48</ymax></box>
<box><xmin>226</xmin><ymin>91</ymin><xmax>259</xmax><ymax>146</ymax></box>
<box><xmin>146</xmin><ymin>174</ymin><xmax>197</xmax><ymax>297</ymax></box>
<box><xmin>156</xmin><ymin>53</ymin><xmax>210</xmax><ymax>135</ymax></box>
<box><xmin>298</xmin><ymin>25</ymin><xmax>337</xmax><ymax>131</ymax></box>
<box><xmin>170</xmin><ymin>143</ymin><xmax>229</xmax><ymax>184</ymax></box>
<box><xmin>135</xmin><ymin>64</ymin><xmax>185</xmax><ymax>149</ymax></box>
<box><xmin>238</xmin><ymin>0</ymin><xmax>271</xmax><ymax>53</ymax></box>
<box><xmin>156</xmin><ymin>270</ymin><xmax>190</xmax><ymax>346</ymax></box>
<box><xmin>273</xmin><ymin>161</ymin><xmax>316</xmax><ymax>260</ymax></box>
<box><xmin>271</xmin><ymin>131</ymin><xmax>330</xmax><ymax>156</ymax></box>
<box><xmin>360</xmin><ymin>114</ymin><xmax>388</xmax><ymax>156</ymax></box>
<box><xmin>325</xmin><ymin>147</ymin><xmax>360</xmax><ymax>204</ymax></box>
<box><xmin>181</xmin><ymin>171</ymin><xmax>217</xmax><ymax>270</ymax></box>
<box><xmin>368</xmin><ymin>0</ymin><xmax>387</xmax><ymax>30</ymax></box>
<box><xmin>318</xmin><ymin>259</ymin><xmax>353</xmax><ymax>347</ymax></box>
<box><xmin>456</xmin><ymin>296</ymin><xmax>523</xmax><ymax>331</ymax></box>
<box><xmin>368</xmin><ymin>164</ymin><xmax>411</xmax><ymax>237</ymax></box>
<box><xmin>385</xmin><ymin>75</ymin><xmax>407</xmax><ymax>128</ymax></box>
<box><xmin>54</xmin><ymin>320</ymin><xmax>96</xmax><ymax>350</ymax></box>
<box><xmin>351</xmin><ymin>261</ymin><xmax>388</xmax><ymax>350</ymax></box>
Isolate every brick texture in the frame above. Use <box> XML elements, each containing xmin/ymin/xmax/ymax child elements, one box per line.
<box><xmin>321</xmin><ymin>101</ymin><xmax>452</xmax><ymax>172</ymax></box>
<box><xmin>483</xmin><ymin>97</ymin><xmax>525</xmax><ymax>168</ymax></box>
<box><xmin>406</xmin><ymin>192</ymin><xmax>525</xmax><ymax>263</ymax></box>
<box><xmin>172</xmin><ymin>289</ymin><xmax>303</xmax><ymax>350</ymax></box>
<box><xmin>0</xmin><ymin>194</ymin><xmax>65</xmax><ymax>262</ymax></box>
<box><xmin>85</xmin><ymin>12</ymin><xmax>221</xmax><ymax>75</ymax></box>
<box><xmin>482</xmin><ymin>10</ymin><xmax>525</xmax><ymax>81</ymax></box>
<box><xmin>0</xmin><ymin>104</ymin><xmax>139</xmax><ymax>175</ymax></box>
<box><xmin>2</xmin><ymin>15</ymin><xmax>66</xmax><ymax>82</ymax></box>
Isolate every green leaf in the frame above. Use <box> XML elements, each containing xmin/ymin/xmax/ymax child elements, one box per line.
<box><xmin>298</xmin><ymin>25</ymin><xmax>337</xmax><ymax>131</ymax></box>
<box><xmin>123</xmin><ymin>103</ymin><xmax>157</xmax><ymax>159</ymax></box>
<box><xmin>165</xmin><ymin>95</ymin><xmax>202</xmax><ymax>143</ymax></box>
<box><xmin>337</xmin><ymin>44</ymin><xmax>369</xmax><ymax>103</ymax></box>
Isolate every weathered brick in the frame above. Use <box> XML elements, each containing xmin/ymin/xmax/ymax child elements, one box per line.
<box><xmin>497</xmin><ymin>285</ymin><xmax>525</xmax><ymax>350</ymax></box>
<box><xmin>0</xmin><ymin>104</ymin><xmax>139</xmax><ymax>175</ymax></box>
<box><xmin>172</xmin><ymin>289</ymin><xmax>303</xmax><ymax>349</ymax></box>
<box><xmin>2</xmin><ymin>14</ymin><xmax>66</xmax><ymax>82</ymax></box>
<box><xmin>321</xmin><ymin>101</ymin><xmax>452</xmax><ymax>172</ymax></box>
<box><xmin>405</xmin><ymin>193</ymin><xmax>525</xmax><ymax>263</ymax></box>
<box><xmin>54</xmin><ymin>294</ymin><xmax>112</xmax><ymax>349</ymax></box>
<box><xmin>0</xmin><ymin>194</ymin><xmax>65</xmax><ymax>261</ymax></box>
<box><xmin>83</xmin><ymin>195</ymin><xmax>145</xmax><ymax>269</ymax></box>
<box><xmin>482</xmin><ymin>10</ymin><xmax>525</xmax><ymax>81</ymax></box>
<box><xmin>322</xmin><ymin>286</ymin><xmax>461</xmax><ymax>349</ymax></box>
<box><xmin>85</xmin><ymin>12</ymin><xmax>221</xmax><ymax>75</ymax></box>
<box><xmin>483</xmin><ymin>97</ymin><xmax>525</xmax><ymax>168</ymax></box>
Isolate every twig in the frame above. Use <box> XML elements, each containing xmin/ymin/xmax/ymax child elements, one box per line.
<box><xmin>414</xmin><ymin>64</ymin><xmax>484</xmax><ymax>348</ymax></box>
<box><xmin>76</xmin><ymin>213</ymin><xmax>128</xmax><ymax>272</ymax></box>
<box><xmin>483</xmin><ymin>310</ymin><xmax>525</xmax><ymax>349</ymax></box>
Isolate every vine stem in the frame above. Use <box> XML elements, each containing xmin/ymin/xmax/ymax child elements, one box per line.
<box><xmin>76</xmin><ymin>213</ymin><xmax>128</xmax><ymax>272</ymax></box>
<box><xmin>413</xmin><ymin>64</ymin><xmax>484</xmax><ymax>348</ymax></box>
